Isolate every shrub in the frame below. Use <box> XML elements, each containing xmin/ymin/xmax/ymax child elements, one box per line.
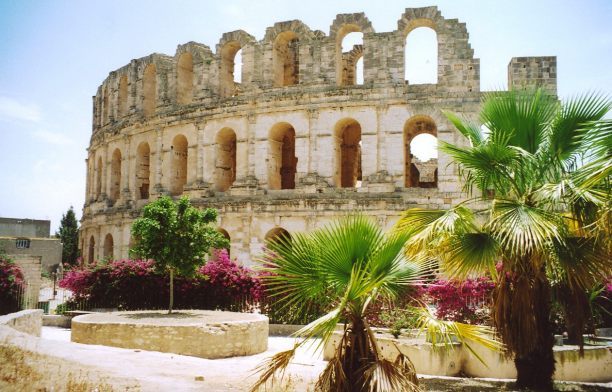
<box><xmin>59</xmin><ymin>250</ymin><xmax>261</xmax><ymax>311</ymax></box>
<box><xmin>424</xmin><ymin>277</ymin><xmax>494</xmax><ymax>324</ymax></box>
<box><xmin>0</xmin><ymin>255</ymin><xmax>25</xmax><ymax>315</ymax></box>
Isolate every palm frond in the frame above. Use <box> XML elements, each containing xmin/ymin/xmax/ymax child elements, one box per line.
<box><xmin>550</xmin><ymin>93</ymin><xmax>611</xmax><ymax>162</ymax></box>
<box><xmin>292</xmin><ymin>308</ymin><xmax>342</xmax><ymax>352</ymax></box>
<box><xmin>441</xmin><ymin>140</ymin><xmax>523</xmax><ymax>196</ymax></box>
<box><xmin>359</xmin><ymin>354</ymin><xmax>421</xmax><ymax>392</ymax></box>
<box><xmin>249</xmin><ymin>346</ymin><xmax>297</xmax><ymax>392</ymax></box>
<box><xmin>442</xmin><ymin>232</ymin><xmax>500</xmax><ymax>279</ymax></box>
<box><xmin>481</xmin><ymin>88</ymin><xmax>558</xmax><ymax>154</ymax></box>
<box><xmin>411</xmin><ymin>306</ymin><xmax>504</xmax><ymax>365</ymax></box>
<box><xmin>395</xmin><ymin>205</ymin><xmax>476</xmax><ymax>256</ymax></box>
<box><xmin>550</xmin><ymin>237</ymin><xmax>612</xmax><ymax>291</ymax></box>
<box><xmin>488</xmin><ymin>199</ymin><xmax>566</xmax><ymax>257</ymax></box>
<box><xmin>443</xmin><ymin>110</ymin><xmax>485</xmax><ymax>146</ymax></box>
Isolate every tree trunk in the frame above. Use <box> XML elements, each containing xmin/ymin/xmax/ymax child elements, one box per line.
<box><xmin>342</xmin><ymin>317</ymin><xmax>374</xmax><ymax>391</ymax></box>
<box><xmin>514</xmin><ymin>272</ymin><xmax>555</xmax><ymax>391</ymax></box>
<box><xmin>168</xmin><ymin>268</ymin><xmax>174</xmax><ymax>314</ymax></box>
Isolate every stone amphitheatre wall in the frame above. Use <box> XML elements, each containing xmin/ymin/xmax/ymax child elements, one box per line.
<box><xmin>80</xmin><ymin>6</ymin><xmax>556</xmax><ymax>266</ymax></box>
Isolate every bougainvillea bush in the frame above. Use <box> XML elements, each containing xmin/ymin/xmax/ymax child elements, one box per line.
<box><xmin>59</xmin><ymin>250</ymin><xmax>262</xmax><ymax>311</ymax></box>
<box><xmin>0</xmin><ymin>255</ymin><xmax>25</xmax><ymax>315</ymax></box>
<box><xmin>424</xmin><ymin>277</ymin><xmax>495</xmax><ymax>324</ymax></box>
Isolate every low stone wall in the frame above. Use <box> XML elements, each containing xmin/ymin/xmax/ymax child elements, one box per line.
<box><xmin>72</xmin><ymin>310</ymin><xmax>269</xmax><ymax>359</ymax></box>
<box><xmin>0</xmin><ymin>309</ymin><xmax>43</xmax><ymax>336</ymax></box>
<box><xmin>269</xmin><ymin>323</ymin><xmax>303</xmax><ymax>336</ymax></box>
<box><xmin>324</xmin><ymin>331</ymin><xmax>612</xmax><ymax>383</ymax></box>
<box><xmin>42</xmin><ymin>314</ymin><xmax>71</xmax><ymax>328</ymax></box>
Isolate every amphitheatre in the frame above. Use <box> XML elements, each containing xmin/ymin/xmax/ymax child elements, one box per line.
<box><xmin>79</xmin><ymin>6</ymin><xmax>556</xmax><ymax>265</ymax></box>
<box><xmin>3</xmin><ymin>5</ymin><xmax>612</xmax><ymax>392</ymax></box>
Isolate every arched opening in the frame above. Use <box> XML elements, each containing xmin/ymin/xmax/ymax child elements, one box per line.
<box><xmin>268</xmin><ymin>123</ymin><xmax>297</xmax><ymax>190</ymax></box>
<box><xmin>136</xmin><ymin>142</ymin><xmax>150</xmax><ymax>200</ymax></box>
<box><xmin>273</xmin><ymin>31</ymin><xmax>299</xmax><ymax>87</ymax></box>
<box><xmin>337</xmin><ymin>29</ymin><xmax>364</xmax><ymax>86</ymax></box>
<box><xmin>102</xmin><ymin>85</ymin><xmax>109</xmax><ymax>125</ymax></box>
<box><xmin>214</xmin><ymin>128</ymin><xmax>237</xmax><ymax>192</ymax></box>
<box><xmin>265</xmin><ymin>227</ymin><xmax>291</xmax><ymax>245</ymax></box>
<box><xmin>118</xmin><ymin>75</ymin><xmax>128</xmax><ymax>117</ymax></box>
<box><xmin>334</xmin><ymin>119</ymin><xmax>362</xmax><ymax>188</ymax></box>
<box><xmin>143</xmin><ymin>64</ymin><xmax>156</xmax><ymax>117</ymax></box>
<box><xmin>220</xmin><ymin>41</ymin><xmax>243</xmax><ymax>98</ymax></box>
<box><xmin>405</xmin><ymin>27</ymin><xmax>438</xmax><ymax>84</ymax></box>
<box><xmin>95</xmin><ymin>156</ymin><xmax>103</xmax><ymax>200</ymax></box>
<box><xmin>404</xmin><ymin>116</ymin><xmax>438</xmax><ymax>188</ymax></box>
<box><xmin>217</xmin><ymin>228</ymin><xmax>231</xmax><ymax>256</ymax></box>
<box><xmin>103</xmin><ymin>233</ymin><xmax>114</xmax><ymax>260</ymax></box>
<box><xmin>170</xmin><ymin>134</ymin><xmax>188</xmax><ymax>196</ymax></box>
<box><xmin>177</xmin><ymin>53</ymin><xmax>193</xmax><ymax>105</ymax></box>
<box><xmin>88</xmin><ymin>236</ymin><xmax>95</xmax><ymax>264</ymax></box>
<box><xmin>109</xmin><ymin>149</ymin><xmax>122</xmax><ymax>204</ymax></box>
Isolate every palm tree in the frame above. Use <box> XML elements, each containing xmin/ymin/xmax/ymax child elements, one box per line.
<box><xmin>395</xmin><ymin>89</ymin><xmax>611</xmax><ymax>390</ymax></box>
<box><xmin>251</xmin><ymin>215</ymin><xmax>501</xmax><ymax>392</ymax></box>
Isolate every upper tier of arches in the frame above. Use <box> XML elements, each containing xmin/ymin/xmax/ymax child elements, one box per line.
<box><xmin>92</xmin><ymin>7</ymin><xmax>479</xmax><ymax>133</ymax></box>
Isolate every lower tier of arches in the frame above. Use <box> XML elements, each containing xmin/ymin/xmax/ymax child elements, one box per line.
<box><xmin>80</xmin><ymin>188</ymin><xmax>461</xmax><ymax>267</ymax></box>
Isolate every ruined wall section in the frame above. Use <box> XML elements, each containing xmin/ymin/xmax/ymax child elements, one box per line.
<box><xmin>90</xmin><ymin>6</ymin><xmax>482</xmax><ymax>135</ymax></box>
<box><xmin>508</xmin><ymin>56</ymin><xmax>557</xmax><ymax>95</ymax></box>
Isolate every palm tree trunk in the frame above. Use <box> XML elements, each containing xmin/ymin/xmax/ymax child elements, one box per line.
<box><xmin>514</xmin><ymin>271</ymin><xmax>555</xmax><ymax>391</ymax></box>
<box><xmin>342</xmin><ymin>317</ymin><xmax>374</xmax><ymax>391</ymax></box>
<box><xmin>168</xmin><ymin>268</ymin><xmax>174</xmax><ymax>314</ymax></box>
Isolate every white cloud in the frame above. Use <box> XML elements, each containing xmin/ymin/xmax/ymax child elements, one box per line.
<box><xmin>0</xmin><ymin>96</ymin><xmax>41</xmax><ymax>123</ymax></box>
<box><xmin>31</xmin><ymin>129</ymin><xmax>74</xmax><ymax>146</ymax></box>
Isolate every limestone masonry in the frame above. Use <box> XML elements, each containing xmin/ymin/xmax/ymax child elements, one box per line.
<box><xmin>80</xmin><ymin>6</ymin><xmax>556</xmax><ymax>265</ymax></box>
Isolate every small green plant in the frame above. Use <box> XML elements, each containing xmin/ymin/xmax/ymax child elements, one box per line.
<box><xmin>380</xmin><ymin>308</ymin><xmax>419</xmax><ymax>338</ymax></box>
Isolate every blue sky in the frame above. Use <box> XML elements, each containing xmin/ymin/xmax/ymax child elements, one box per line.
<box><xmin>0</xmin><ymin>0</ymin><xmax>610</xmax><ymax>233</ymax></box>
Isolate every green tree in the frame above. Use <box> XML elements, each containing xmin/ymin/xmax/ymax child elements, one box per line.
<box><xmin>56</xmin><ymin>206</ymin><xmax>80</xmax><ymax>266</ymax></box>
<box><xmin>130</xmin><ymin>196</ymin><xmax>228</xmax><ymax>314</ymax></box>
<box><xmin>251</xmin><ymin>215</ymin><xmax>500</xmax><ymax>392</ymax></box>
<box><xmin>395</xmin><ymin>89</ymin><xmax>611</xmax><ymax>390</ymax></box>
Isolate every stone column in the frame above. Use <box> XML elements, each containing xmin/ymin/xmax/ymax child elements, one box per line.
<box><xmin>122</xmin><ymin>135</ymin><xmax>132</xmax><ymax>205</ymax></box>
<box><xmin>152</xmin><ymin>127</ymin><xmax>164</xmax><ymax>195</ymax></box>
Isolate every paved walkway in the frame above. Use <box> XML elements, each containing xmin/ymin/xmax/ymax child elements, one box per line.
<box><xmin>38</xmin><ymin>327</ymin><xmax>612</xmax><ymax>391</ymax></box>
<box><xmin>41</xmin><ymin>326</ymin><xmax>325</xmax><ymax>391</ymax></box>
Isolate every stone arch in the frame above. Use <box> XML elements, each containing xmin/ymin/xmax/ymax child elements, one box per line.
<box><xmin>143</xmin><ymin>64</ymin><xmax>156</xmax><ymax>117</ymax></box>
<box><xmin>103</xmin><ymin>233</ymin><xmax>114</xmax><ymax>260</ymax></box>
<box><xmin>404</xmin><ymin>115</ymin><xmax>438</xmax><ymax>188</ymax></box>
<box><xmin>217</xmin><ymin>228</ymin><xmax>231</xmax><ymax>255</ymax></box>
<box><xmin>214</xmin><ymin>128</ymin><xmax>237</xmax><ymax>192</ymax></box>
<box><xmin>268</xmin><ymin>122</ymin><xmax>297</xmax><ymax>190</ymax></box>
<box><xmin>88</xmin><ymin>235</ymin><xmax>95</xmax><ymax>264</ymax></box>
<box><xmin>170</xmin><ymin>134</ymin><xmax>188</xmax><ymax>196</ymax></box>
<box><xmin>177</xmin><ymin>52</ymin><xmax>194</xmax><ymax>105</ymax></box>
<box><xmin>329</xmin><ymin>13</ymin><xmax>373</xmax><ymax>86</ymax></box>
<box><xmin>404</xmin><ymin>27</ymin><xmax>438</xmax><ymax>84</ymax></box>
<box><xmin>136</xmin><ymin>142</ymin><xmax>151</xmax><ymax>200</ymax></box>
<box><xmin>219</xmin><ymin>41</ymin><xmax>242</xmax><ymax>97</ymax></box>
<box><xmin>334</xmin><ymin>118</ymin><xmax>362</xmax><ymax>188</ymax></box>
<box><xmin>218</xmin><ymin>30</ymin><xmax>254</xmax><ymax>98</ymax></box>
<box><xmin>273</xmin><ymin>31</ymin><xmax>300</xmax><ymax>87</ymax></box>
<box><xmin>329</xmin><ymin>13</ymin><xmax>374</xmax><ymax>38</ymax></box>
<box><xmin>110</xmin><ymin>148</ymin><xmax>122</xmax><ymax>204</ymax></box>
<box><xmin>95</xmin><ymin>156</ymin><xmax>103</xmax><ymax>200</ymax></box>
<box><xmin>339</xmin><ymin>42</ymin><xmax>364</xmax><ymax>86</ymax></box>
<box><xmin>265</xmin><ymin>227</ymin><xmax>291</xmax><ymax>244</ymax></box>
<box><xmin>118</xmin><ymin>75</ymin><xmax>128</xmax><ymax>117</ymax></box>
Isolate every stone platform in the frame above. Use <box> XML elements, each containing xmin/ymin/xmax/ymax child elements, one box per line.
<box><xmin>71</xmin><ymin>310</ymin><xmax>268</xmax><ymax>358</ymax></box>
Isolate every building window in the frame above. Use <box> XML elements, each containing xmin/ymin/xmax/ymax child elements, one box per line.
<box><xmin>16</xmin><ymin>238</ymin><xmax>30</xmax><ymax>249</ymax></box>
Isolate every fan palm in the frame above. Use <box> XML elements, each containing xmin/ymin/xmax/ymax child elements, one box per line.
<box><xmin>395</xmin><ymin>89</ymin><xmax>611</xmax><ymax>390</ymax></box>
<box><xmin>250</xmin><ymin>215</ymin><xmax>501</xmax><ymax>392</ymax></box>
